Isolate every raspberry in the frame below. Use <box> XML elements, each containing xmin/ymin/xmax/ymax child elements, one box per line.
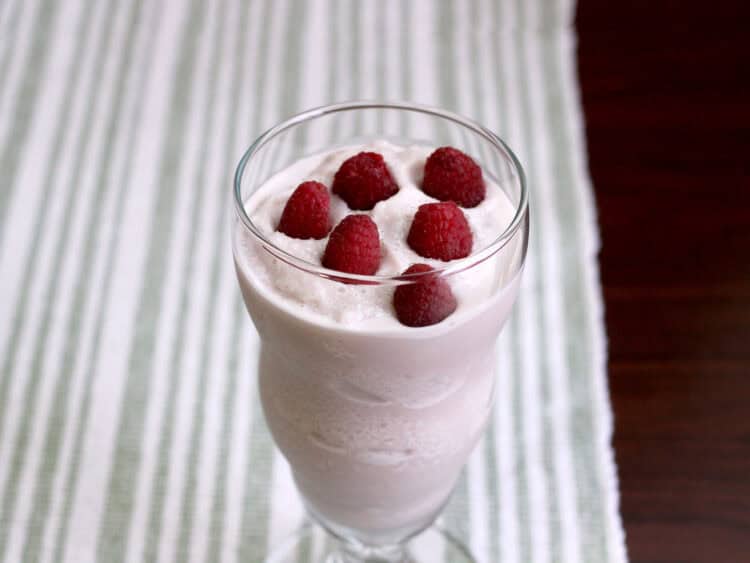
<box><xmin>393</xmin><ymin>264</ymin><xmax>458</xmax><ymax>327</ymax></box>
<box><xmin>422</xmin><ymin>146</ymin><xmax>485</xmax><ymax>208</ymax></box>
<box><xmin>407</xmin><ymin>202</ymin><xmax>473</xmax><ymax>261</ymax></box>
<box><xmin>322</xmin><ymin>215</ymin><xmax>381</xmax><ymax>275</ymax></box>
<box><xmin>332</xmin><ymin>152</ymin><xmax>399</xmax><ymax>210</ymax></box>
<box><xmin>277</xmin><ymin>181</ymin><xmax>331</xmax><ymax>239</ymax></box>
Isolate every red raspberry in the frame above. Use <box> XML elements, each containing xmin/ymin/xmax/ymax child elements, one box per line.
<box><xmin>322</xmin><ymin>215</ymin><xmax>381</xmax><ymax>275</ymax></box>
<box><xmin>393</xmin><ymin>264</ymin><xmax>458</xmax><ymax>327</ymax></box>
<box><xmin>277</xmin><ymin>181</ymin><xmax>331</xmax><ymax>239</ymax></box>
<box><xmin>332</xmin><ymin>152</ymin><xmax>399</xmax><ymax>210</ymax></box>
<box><xmin>422</xmin><ymin>146</ymin><xmax>486</xmax><ymax>208</ymax></box>
<box><xmin>407</xmin><ymin>202</ymin><xmax>473</xmax><ymax>261</ymax></box>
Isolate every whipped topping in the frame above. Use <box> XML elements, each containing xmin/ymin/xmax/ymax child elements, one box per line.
<box><xmin>235</xmin><ymin>140</ymin><xmax>517</xmax><ymax>328</ymax></box>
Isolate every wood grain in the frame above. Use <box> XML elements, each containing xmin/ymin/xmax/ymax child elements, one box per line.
<box><xmin>576</xmin><ymin>1</ymin><xmax>750</xmax><ymax>561</ymax></box>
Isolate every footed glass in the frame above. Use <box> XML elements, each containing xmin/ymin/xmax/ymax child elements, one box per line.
<box><xmin>232</xmin><ymin>102</ymin><xmax>529</xmax><ymax>562</ymax></box>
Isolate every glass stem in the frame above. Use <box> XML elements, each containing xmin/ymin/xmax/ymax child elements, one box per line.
<box><xmin>332</xmin><ymin>539</ymin><xmax>409</xmax><ymax>563</ymax></box>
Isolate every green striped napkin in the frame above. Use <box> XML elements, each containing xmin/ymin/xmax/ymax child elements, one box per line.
<box><xmin>0</xmin><ymin>0</ymin><xmax>627</xmax><ymax>561</ymax></box>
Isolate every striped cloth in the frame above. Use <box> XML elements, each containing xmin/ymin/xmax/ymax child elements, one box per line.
<box><xmin>0</xmin><ymin>0</ymin><xmax>627</xmax><ymax>562</ymax></box>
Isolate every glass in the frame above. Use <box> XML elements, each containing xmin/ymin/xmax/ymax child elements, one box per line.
<box><xmin>232</xmin><ymin>102</ymin><xmax>529</xmax><ymax>562</ymax></box>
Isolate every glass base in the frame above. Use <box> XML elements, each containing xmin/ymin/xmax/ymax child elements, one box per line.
<box><xmin>265</xmin><ymin>523</ymin><xmax>476</xmax><ymax>563</ymax></box>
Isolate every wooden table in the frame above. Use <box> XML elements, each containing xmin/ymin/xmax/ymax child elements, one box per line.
<box><xmin>576</xmin><ymin>2</ymin><xmax>750</xmax><ymax>561</ymax></box>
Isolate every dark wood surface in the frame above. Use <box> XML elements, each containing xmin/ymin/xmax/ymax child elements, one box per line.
<box><xmin>576</xmin><ymin>2</ymin><xmax>750</xmax><ymax>561</ymax></box>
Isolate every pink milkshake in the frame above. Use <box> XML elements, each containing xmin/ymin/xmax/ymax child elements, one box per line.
<box><xmin>233</xmin><ymin>137</ymin><xmax>528</xmax><ymax>549</ymax></box>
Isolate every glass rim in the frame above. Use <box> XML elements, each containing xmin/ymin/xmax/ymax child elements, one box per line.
<box><xmin>233</xmin><ymin>100</ymin><xmax>529</xmax><ymax>284</ymax></box>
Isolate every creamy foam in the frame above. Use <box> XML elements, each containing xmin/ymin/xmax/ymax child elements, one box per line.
<box><xmin>236</xmin><ymin>140</ymin><xmax>516</xmax><ymax>328</ymax></box>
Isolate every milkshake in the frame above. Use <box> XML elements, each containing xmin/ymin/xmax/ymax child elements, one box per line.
<box><xmin>234</xmin><ymin>136</ymin><xmax>527</xmax><ymax>547</ymax></box>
